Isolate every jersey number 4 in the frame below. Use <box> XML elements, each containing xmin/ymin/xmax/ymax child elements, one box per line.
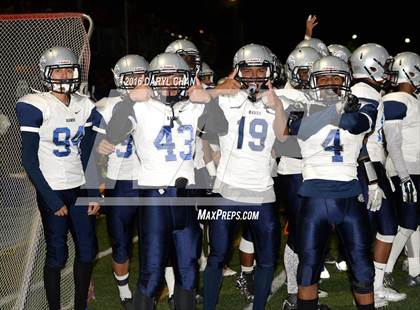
<box><xmin>53</xmin><ymin>126</ymin><xmax>84</xmax><ymax>157</ymax></box>
<box><xmin>237</xmin><ymin>117</ymin><xmax>268</xmax><ymax>152</ymax></box>
<box><xmin>322</xmin><ymin>129</ymin><xmax>343</xmax><ymax>162</ymax></box>
<box><xmin>154</xmin><ymin>125</ymin><xmax>194</xmax><ymax>161</ymax></box>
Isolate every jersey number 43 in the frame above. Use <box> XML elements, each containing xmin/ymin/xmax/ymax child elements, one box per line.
<box><xmin>154</xmin><ymin>125</ymin><xmax>194</xmax><ymax>161</ymax></box>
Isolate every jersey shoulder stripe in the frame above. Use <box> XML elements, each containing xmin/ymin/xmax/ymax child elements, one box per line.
<box><xmin>16</xmin><ymin>102</ymin><xmax>43</xmax><ymax>132</ymax></box>
<box><xmin>383</xmin><ymin>100</ymin><xmax>407</xmax><ymax>121</ymax></box>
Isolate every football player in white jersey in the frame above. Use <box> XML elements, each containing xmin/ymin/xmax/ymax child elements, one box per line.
<box><xmin>200</xmin><ymin>62</ymin><xmax>215</xmax><ymax>88</ymax></box>
<box><xmin>203</xmin><ymin>43</ymin><xmax>288</xmax><ymax>310</ymax></box>
<box><xmin>277</xmin><ymin>46</ymin><xmax>322</xmax><ymax>309</ymax></box>
<box><xmin>382</xmin><ymin>52</ymin><xmax>420</xmax><ymax>288</ymax></box>
<box><xmin>94</xmin><ymin>54</ymin><xmax>149</xmax><ymax>309</ymax></box>
<box><xmin>350</xmin><ymin>43</ymin><xmax>407</xmax><ymax>306</ymax></box>
<box><xmin>288</xmin><ymin>56</ymin><xmax>377</xmax><ymax>310</ymax></box>
<box><xmin>235</xmin><ymin>46</ymin><xmax>323</xmax><ymax>308</ymax></box>
<box><xmin>106</xmin><ymin>52</ymin><xmax>225</xmax><ymax>309</ymax></box>
<box><xmin>16</xmin><ymin>47</ymin><xmax>101</xmax><ymax>310</ymax></box>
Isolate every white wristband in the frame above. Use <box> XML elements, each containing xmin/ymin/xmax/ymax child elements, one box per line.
<box><xmin>363</xmin><ymin>161</ymin><xmax>378</xmax><ymax>184</ymax></box>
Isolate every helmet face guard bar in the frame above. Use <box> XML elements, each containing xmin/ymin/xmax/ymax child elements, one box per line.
<box><xmin>310</xmin><ymin>70</ymin><xmax>352</xmax><ymax>100</ymax></box>
<box><xmin>383</xmin><ymin>58</ymin><xmax>398</xmax><ymax>88</ymax></box>
<box><xmin>235</xmin><ymin>61</ymin><xmax>274</xmax><ymax>86</ymax></box>
<box><xmin>118</xmin><ymin>70</ymin><xmax>147</xmax><ymax>89</ymax></box>
<box><xmin>43</xmin><ymin>64</ymin><xmax>81</xmax><ymax>93</ymax></box>
<box><xmin>148</xmin><ymin>69</ymin><xmax>192</xmax><ymax>105</ymax></box>
<box><xmin>290</xmin><ymin>66</ymin><xmax>311</xmax><ymax>89</ymax></box>
<box><xmin>176</xmin><ymin>50</ymin><xmax>201</xmax><ymax>76</ymax></box>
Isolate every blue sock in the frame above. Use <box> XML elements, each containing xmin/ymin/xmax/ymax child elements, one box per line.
<box><xmin>203</xmin><ymin>265</ymin><xmax>223</xmax><ymax>310</ymax></box>
<box><xmin>253</xmin><ymin>265</ymin><xmax>274</xmax><ymax>310</ymax></box>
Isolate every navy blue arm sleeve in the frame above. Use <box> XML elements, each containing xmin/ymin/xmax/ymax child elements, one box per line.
<box><xmin>21</xmin><ymin>132</ymin><xmax>63</xmax><ymax>212</ymax></box>
<box><xmin>107</xmin><ymin>96</ymin><xmax>134</xmax><ymax>145</ymax></box>
<box><xmin>296</xmin><ymin>105</ymin><xmax>340</xmax><ymax>141</ymax></box>
<box><xmin>197</xmin><ymin>97</ymin><xmax>229</xmax><ymax>138</ymax></box>
<box><xmin>80</xmin><ymin>126</ymin><xmax>101</xmax><ymax>198</ymax></box>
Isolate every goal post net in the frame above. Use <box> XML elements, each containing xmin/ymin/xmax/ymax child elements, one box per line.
<box><xmin>0</xmin><ymin>12</ymin><xmax>93</xmax><ymax>310</ymax></box>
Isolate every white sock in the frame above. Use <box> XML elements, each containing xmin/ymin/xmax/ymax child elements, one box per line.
<box><xmin>114</xmin><ymin>273</ymin><xmax>132</xmax><ymax>300</ymax></box>
<box><xmin>241</xmin><ymin>265</ymin><xmax>254</xmax><ymax>273</ymax></box>
<box><xmin>385</xmin><ymin>227</ymin><xmax>414</xmax><ymax>273</ymax></box>
<box><xmin>407</xmin><ymin>228</ymin><xmax>420</xmax><ymax>277</ymax></box>
<box><xmin>284</xmin><ymin>244</ymin><xmax>299</xmax><ymax>294</ymax></box>
<box><xmin>165</xmin><ymin>267</ymin><xmax>175</xmax><ymax>297</ymax></box>
<box><xmin>373</xmin><ymin>261</ymin><xmax>386</xmax><ymax>291</ymax></box>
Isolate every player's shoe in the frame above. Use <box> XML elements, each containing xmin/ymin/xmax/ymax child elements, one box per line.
<box><xmin>335</xmin><ymin>260</ymin><xmax>348</xmax><ymax>272</ymax></box>
<box><xmin>199</xmin><ymin>256</ymin><xmax>207</xmax><ymax>272</ymax></box>
<box><xmin>407</xmin><ymin>274</ymin><xmax>420</xmax><ymax>287</ymax></box>
<box><xmin>324</xmin><ymin>254</ymin><xmax>336</xmax><ymax>265</ymax></box>
<box><xmin>354</xmin><ymin>295</ymin><xmax>388</xmax><ymax>309</ymax></box>
<box><xmin>196</xmin><ymin>292</ymin><xmax>203</xmax><ymax>305</ymax></box>
<box><xmin>121</xmin><ymin>298</ymin><xmax>134</xmax><ymax>310</ymax></box>
<box><xmin>376</xmin><ymin>287</ymin><xmax>407</xmax><ymax>302</ymax></box>
<box><xmin>235</xmin><ymin>271</ymin><xmax>254</xmax><ymax>302</ymax></box>
<box><xmin>223</xmin><ymin>266</ymin><xmax>237</xmax><ymax>277</ymax></box>
<box><xmin>373</xmin><ymin>294</ymin><xmax>389</xmax><ymax>308</ymax></box>
<box><xmin>320</xmin><ymin>266</ymin><xmax>330</xmax><ymax>279</ymax></box>
<box><xmin>168</xmin><ymin>296</ymin><xmax>175</xmax><ymax>310</ymax></box>
<box><xmin>383</xmin><ymin>272</ymin><xmax>394</xmax><ymax>288</ymax></box>
<box><xmin>318</xmin><ymin>289</ymin><xmax>328</xmax><ymax>298</ymax></box>
<box><xmin>282</xmin><ymin>293</ymin><xmax>297</xmax><ymax>310</ymax></box>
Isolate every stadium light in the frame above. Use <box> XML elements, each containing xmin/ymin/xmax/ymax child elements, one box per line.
<box><xmin>405</xmin><ymin>38</ymin><xmax>411</xmax><ymax>43</ymax></box>
<box><xmin>178</xmin><ymin>34</ymin><xmax>183</xmax><ymax>39</ymax></box>
<box><xmin>170</xmin><ymin>32</ymin><xmax>175</xmax><ymax>37</ymax></box>
<box><xmin>352</xmin><ymin>34</ymin><xmax>358</xmax><ymax>40</ymax></box>
<box><xmin>199</xmin><ymin>29</ymin><xmax>204</xmax><ymax>34</ymax></box>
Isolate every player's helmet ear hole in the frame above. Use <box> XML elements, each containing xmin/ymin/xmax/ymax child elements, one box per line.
<box><xmin>369</xmin><ymin>67</ymin><xmax>377</xmax><ymax>72</ymax></box>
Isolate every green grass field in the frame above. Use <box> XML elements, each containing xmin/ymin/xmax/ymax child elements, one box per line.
<box><xmin>89</xmin><ymin>215</ymin><xmax>420</xmax><ymax>310</ymax></box>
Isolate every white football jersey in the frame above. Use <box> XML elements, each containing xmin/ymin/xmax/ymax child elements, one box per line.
<box><xmin>274</xmin><ymin>88</ymin><xmax>311</xmax><ymax>175</ymax></box>
<box><xmin>297</xmin><ymin>105</ymin><xmax>367</xmax><ymax>182</ymax></box>
<box><xmin>130</xmin><ymin>98</ymin><xmax>205</xmax><ymax>187</ymax></box>
<box><xmin>216</xmin><ymin>91</ymin><xmax>277</xmax><ymax>191</ymax></box>
<box><xmin>17</xmin><ymin>92</ymin><xmax>96</xmax><ymax>190</ymax></box>
<box><xmin>383</xmin><ymin>92</ymin><xmax>420</xmax><ymax>174</ymax></box>
<box><xmin>95</xmin><ymin>96</ymin><xmax>141</xmax><ymax>181</ymax></box>
<box><xmin>351</xmin><ymin>82</ymin><xmax>385</xmax><ymax>163</ymax></box>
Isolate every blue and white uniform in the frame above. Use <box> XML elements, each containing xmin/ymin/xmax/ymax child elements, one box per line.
<box><xmin>289</xmin><ymin>97</ymin><xmax>377</xmax><ymax>293</ymax></box>
<box><xmin>383</xmin><ymin>92</ymin><xmax>420</xmax><ymax>229</ymax></box>
<box><xmin>107</xmin><ymin>95</ymin><xmax>226</xmax><ymax>299</ymax></box>
<box><xmin>95</xmin><ymin>94</ymin><xmax>141</xmax><ymax>264</ymax></box>
<box><xmin>16</xmin><ymin>91</ymin><xmax>100</xmax><ymax>268</ymax></box>
<box><xmin>204</xmin><ymin>91</ymin><xmax>280</xmax><ymax>310</ymax></box>
<box><xmin>352</xmin><ymin>82</ymin><xmax>398</xmax><ymax>237</ymax></box>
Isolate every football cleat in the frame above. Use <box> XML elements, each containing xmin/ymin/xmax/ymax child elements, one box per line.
<box><xmin>235</xmin><ymin>271</ymin><xmax>254</xmax><ymax>302</ymax></box>
<box><xmin>407</xmin><ymin>274</ymin><xmax>420</xmax><ymax>287</ymax></box>
<box><xmin>324</xmin><ymin>254</ymin><xmax>336</xmax><ymax>265</ymax></box>
<box><xmin>167</xmin><ymin>296</ymin><xmax>175</xmax><ymax>310</ymax></box>
<box><xmin>376</xmin><ymin>287</ymin><xmax>407</xmax><ymax>302</ymax></box>
<box><xmin>320</xmin><ymin>266</ymin><xmax>330</xmax><ymax>279</ymax></box>
<box><xmin>196</xmin><ymin>292</ymin><xmax>203</xmax><ymax>305</ymax></box>
<box><xmin>282</xmin><ymin>293</ymin><xmax>297</xmax><ymax>310</ymax></box>
<box><xmin>318</xmin><ymin>289</ymin><xmax>328</xmax><ymax>298</ymax></box>
<box><xmin>335</xmin><ymin>260</ymin><xmax>348</xmax><ymax>272</ymax></box>
<box><xmin>223</xmin><ymin>266</ymin><xmax>237</xmax><ymax>277</ymax></box>
<box><xmin>121</xmin><ymin>297</ymin><xmax>134</xmax><ymax>310</ymax></box>
<box><xmin>373</xmin><ymin>294</ymin><xmax>389</xmax><ymax>308</ymax></box>
<box><xmin>199</xmin><ymin>256</ymin><xmax>207</xmax><ymax>272</ymax></box>
<box><xmin>383</xmin><ymin>272</ymin><xmax>394</xmax><ymax>288</ymax></box>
